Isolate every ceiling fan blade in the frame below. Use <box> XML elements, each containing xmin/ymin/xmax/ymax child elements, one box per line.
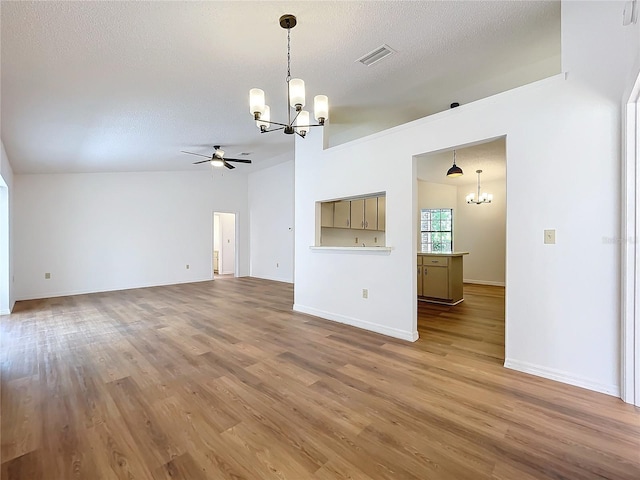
<box><xmin>181</xmin><ymin>151</ymin><xmax>212</xmax><ymax>159</ymax></box>
<box><xmin>224</xmin><ymin>161</ymin><xmax>235</xmax><ymax>169</ymax></box>
<box><xmin>224</xmin><ymin>158</ymin><xmax>252</xmax><ymax>164</ymax></box>
<box><xmin>192</xmin><ymin>159</ymin><xmax>211</xmax><ymax>165</ymax></box>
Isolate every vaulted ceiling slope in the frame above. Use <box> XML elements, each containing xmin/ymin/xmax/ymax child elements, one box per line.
<box><xmin>1</xmin><ymin>1</ymin><xmax>560</xmax><ymax>174</ymax></box>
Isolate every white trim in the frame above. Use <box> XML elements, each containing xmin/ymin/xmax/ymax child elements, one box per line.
<box><xmin>463</xmin><ymin>279</ymin><xmax>506</xmax><ymax>287</ymax></box>
<box><xmin>621</xmin><ymin>70</ymin><xmax>640</xmax><ymax>406</ymax></box>
<box><xmin>418</xmin><ymin>297</ymin><xmax>464</xmax><ymax>306</ymax></box>
<box><xmin>504</xmin><ymin>358</ymin><xmax>620</xmax><ymax>397</ymax></box>
<box><xmin>15</xmin><ymin>277</ymin><xmax>214</xmax><ymax>302</ymax></box>
<box><xmin>249</xmin><ymin>274</ymin><xmax>293</xmax><ymax>284</ymax></box>
<box><xmin>0</xmin><ymin>308</ymin><xmax>10</xmax><ymax>316</ymax></box>
<box><xmin>293</xmin><ymin>303</ymin><xmax>419</xmax><ymax>342</ymax></box>
<box><xmin>309</xmin><ymin>246</ymin><xmax>393</xmax><ymax>254</ymax></box>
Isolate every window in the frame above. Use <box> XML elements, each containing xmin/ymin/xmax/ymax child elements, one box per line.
<box><xmin>421</xmin><ymin>208</ymin><xmax>453</xmax><ymax>253</ymax></box>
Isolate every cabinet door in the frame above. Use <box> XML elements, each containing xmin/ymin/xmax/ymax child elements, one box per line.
<box><xmin>333</xmin><ymin>200</ymin><xmax>351</xmax><ymax>228</ymax></box>
<box><xmin>417</xmin><ymin>265</ymin><xmax>423</xmax><ymax>296</ymax></box>
<box><xmin>377</xmin><ymin>196</ymin><xmax>386</xmax><ymax>231</ymax></box>
<box><xmin>350</xmin><ymin>199</ymin><xmax>365</xmax><ymax>230</ymax></box>
<box><xmin>423</xmin><ymin>266</ymin><xmax>449</xmax><ymax>299</ymax></box>
<box><xmin>321</xmin><ymin>202</ymin><xmax>334</xmax><ymax>227</ymax></box>
<box><xmin>364</xmin><ymin>197</ymin><xmax>378</xmax><ymax>230</ymax></box>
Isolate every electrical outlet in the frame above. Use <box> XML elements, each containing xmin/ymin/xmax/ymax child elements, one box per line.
<box><xmin>544</xmin><ymin>229</ymin><xmax>556</xmax><ymax>244</ymax></box>
<box><xmin>276</xmin><ymin>262</ymin><xmax>279</xmax><ymax>268</ymax></box>
<box><xmin>44</xmin><ymin>272</ymin><xmax>51</xmax><ymax>279</ymax></box>
<box><xmin>362</xmin><ymin>288</ymin><xmax>368</xmax><ymax>299</ymax></box>
<box><xmin>186</xmin><ymin>264</ymin><xmax>190</xmax><ymax>269</ymax></box>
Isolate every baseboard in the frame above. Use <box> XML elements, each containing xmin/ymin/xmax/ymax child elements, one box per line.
<box><xmin>0</xmin><ymin>308</ymin><xmax>10</xmax><ymax>316</ymax></box>
<box><xmin>464</xmin><ymin>279</ymin><xmax>506</xmax><ymax>287</ymax></box>
<box><xmin>15</xmin><ymin>277</ymin><xmax>214</xmax><ymax>301</ymax></box>
<box><xmin>504</xmin><ymin>358</ymin><xmax>620</xmax><ymax>397</ymax></box>
<box><xmin>293</xmin><ymin>304</ymin><xmax>419</xmax><ymax>342</ymax></box>
<box><xmin>250</xmin><ymin>273</ymin><xmax>294</xmax><ymax>284</ymax></box>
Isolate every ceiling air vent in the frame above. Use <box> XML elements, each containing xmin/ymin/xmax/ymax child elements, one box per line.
<box><xmin>356</xmin><ymin>44</ymin><xmax>396</xmax><ymax>67</ymax></box>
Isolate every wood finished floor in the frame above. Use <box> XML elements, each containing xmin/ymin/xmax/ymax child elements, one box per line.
<box><xmin>1</xmin><ymin>278</ymin><xmax>639</xmax><ymax>479</ymax></box>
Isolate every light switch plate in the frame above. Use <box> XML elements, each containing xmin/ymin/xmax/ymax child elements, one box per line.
<box><xmin>544</xmin><ymin>229</ymin><xmax>556</xmax><ymax>244</ymax></box>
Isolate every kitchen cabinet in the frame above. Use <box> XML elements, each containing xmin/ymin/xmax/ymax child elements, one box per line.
<box><xmin>418</xmin><ymin>253</ymin><xmax>468</xmax><ymax>305</ymax></box>
<box><xmin>333</xmin><ymin>200</ymin><xmax>351</xmax><ymax>228</ymax></box>
<box><xmin>350</xmin><ymin>197</ymin><xmax>379</xmax><ymax>230</ymax></box>
<box><xmin>417</xmin><ymin>256</ymin><xmax>423</xmax><ymax>296</ymax></box>
<box><xmin>321</xmin><ymin>202</ymin><xmax>334</xmax><ymax>227</ymax></box>
<box><xmin>377</xmin><ymin>196</ymin><xmax>386</xmax><ymax>231</ymax></box>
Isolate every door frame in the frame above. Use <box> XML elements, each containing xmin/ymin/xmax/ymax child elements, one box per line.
<box><xmin>213</xmin><ymin>211</ymin><xmax>238</xmax><ymax>277</ymax></box>
<box><xmin>621</xmin><ymin>71</ymin><xmax>640</xmax><ymax>406</ymax></box>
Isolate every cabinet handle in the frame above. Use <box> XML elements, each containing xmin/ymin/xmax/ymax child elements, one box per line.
<box><xmin>431</xmin><ymin>260</ymin><xmax>438</xmax><ymax>263</ymax></box>
<box><xmin>418</xmin><ymin>267</ymin><xmax>421</xmax><ymax>274</ymax></box>
<box><xmin>347</xmin><ymin>219</ymin><xmax>350</xmax><ymax>227</ymax></box>
<box><xmin>365</xmin><ymin>221</ymin><xmax>368</xmax><ymax>228</ymax></box>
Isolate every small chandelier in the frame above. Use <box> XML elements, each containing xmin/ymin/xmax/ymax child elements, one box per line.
<box><xmin>249</xmin><ymin>14</ymin><xmax>329</xmax><ymax>138</ymax></box>
<box><xmin>446</xmin><ymin>150</ymin><xmax>463</xmax><ymax>177</ymax></box>
<box><xmin>466</xmin><ymin>169</ymin><xmax>493</xmax><ymax>204</ymax></box>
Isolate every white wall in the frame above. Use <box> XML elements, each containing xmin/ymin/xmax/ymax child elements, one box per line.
<box><xmin>294</xmin><ymin>1</ymin><xmax>639</xmax><ymax>395</ymax></box>
<box><xmin>248</xmin><ymin>160</ymin><xmax>294</xmax><ymax>283</ymax></box>
<box><xmin>218</xmin><ymin>212</ymin><xmax>236</xmax><ymax>275</ymax></box>
<box><xmin>455</xmin><ymin>179</ymin><xmax>506</xmax><ymax>285</ymax></box>
<box><xmin>14</xmin><ymin>170</ymin><xmax>249</xmax><ymax>300</ymax></box>
<box><xmin>0</xmin><ymin>141</ymin><xmax>15</xmax><ymax>313</ymax></box>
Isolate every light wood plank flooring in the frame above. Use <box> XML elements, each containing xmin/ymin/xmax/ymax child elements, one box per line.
<box><xmin>1</xmin><ymin>278</ymin><xmax>639</xmax><ymax>479</ymax></box>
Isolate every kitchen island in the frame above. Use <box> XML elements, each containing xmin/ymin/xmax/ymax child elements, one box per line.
<box><xmin>417</xmin><ymin>252</ymin><xmax>468</xmax><ymax>305</ymax></box>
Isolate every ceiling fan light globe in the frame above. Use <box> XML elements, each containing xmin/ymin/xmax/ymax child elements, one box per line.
<box><xmin>211</xmin><ymin>159</ymin><xmax>225</xmax><ymax>168</ymax></box>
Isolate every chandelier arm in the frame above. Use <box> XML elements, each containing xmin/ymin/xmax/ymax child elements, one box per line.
<box><xmin>260</xmin><ymin>126</ymin><xmax>286</xmax><ymax>133</ymax></box>
<box><xmin>291</xmin><ymin>109</ymin><xmax>301</xmax><ymax>125</ymax></box>
<box><xmin>292</xmin><ymin>123</ymin><xmax>323</xmax><ymax>128</ymax></box>
<box><xmin>263</xmin><ymin>120</ymin><xmax>291</xmax><ymax>128</ymax></box>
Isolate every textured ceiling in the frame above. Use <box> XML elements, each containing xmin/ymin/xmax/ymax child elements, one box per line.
<box><xmin>416</xmin><ymin>137</ymin><xmax>506</xmax><ymax>186</ymax></box>
<box><xmin>1</xmin><ymin>1</ymin><xmax>560</xmax><ymax>174</ymax></box>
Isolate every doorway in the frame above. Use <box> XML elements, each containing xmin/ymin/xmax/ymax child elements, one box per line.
<box><xmin>0</xmin><ymin>181</ymin><xmax>9</xmax><ymax>314</ymax></box>
<box><xmin>414</xmin><ymin>137</ymin><xmax>507</xmax><ymax>363</ymax></box>
<box><xmin>213</xmin><ymin>212</ymin><xmax>236</xmax><ymax>278</ymax></box>
<box><xmin>622</xmin><ymin>71</ymin><xmax>639</xmax><ymax>406</ymax></box>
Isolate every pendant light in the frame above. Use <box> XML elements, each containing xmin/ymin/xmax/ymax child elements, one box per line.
<box><xmin>466</xmin><ymin>169</ymin><xmax>493</xmax><ymax>204</ymax></box>
<box><xmin>446</xmin><ymin>150</ymin><xmax>463</xmax><ymax>177</ymax></box>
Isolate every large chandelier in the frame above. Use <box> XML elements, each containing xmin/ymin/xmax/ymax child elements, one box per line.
<box><xmin>466</xmin><ymin>169</ymin><xmax>493</xmax><ymax>204</ymax></box>
<box><xmin>249</xmin><ymin>14</ymin><xmax>329</xmax><ymax>138</ymax></box>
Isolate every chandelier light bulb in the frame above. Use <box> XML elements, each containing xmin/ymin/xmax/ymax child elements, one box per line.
<box><xmin>257</xmin><ymin>105</ymin><xmax>271</xmax><ymax>131</ymax></box>
<box><xmin>314</xmin><ymin>95</ymin><xmax>329</xmax><ymax>124</ymax></box>
<box><xmin>249</xmin><ymin>88</ymin><xmax>265</xmax><ymax>118</ymax></box>
<box><xmin>289</xmin><ymin>79</ymin><xmax>306</xmax><ymax>110</ymax></box>
<box><xmin>296</xmin><ymin>110</ymin><xmax>310</xmax><ymax>137</ymax></box>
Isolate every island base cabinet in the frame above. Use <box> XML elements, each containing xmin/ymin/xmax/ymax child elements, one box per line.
<box><xmin>423</xmin><ymin>266</ymin><xmax>448</xmax><ymax>299</ymax></box>
<box><xmin>417</xmin><ymin>253</ymin><xmax>466</xmax><ymax>305</ymax></box>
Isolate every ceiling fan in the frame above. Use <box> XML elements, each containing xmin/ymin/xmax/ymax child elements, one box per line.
<box><xmin>181</xmin><ymin>145</ymin><xmax>252</xmax><ymax>169</ymax></box>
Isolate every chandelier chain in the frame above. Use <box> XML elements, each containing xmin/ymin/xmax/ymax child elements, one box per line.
<box><xmin>286</xmin><ymin>27</ymin><xmax>291</xmax><ymax>82</ymax></box>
